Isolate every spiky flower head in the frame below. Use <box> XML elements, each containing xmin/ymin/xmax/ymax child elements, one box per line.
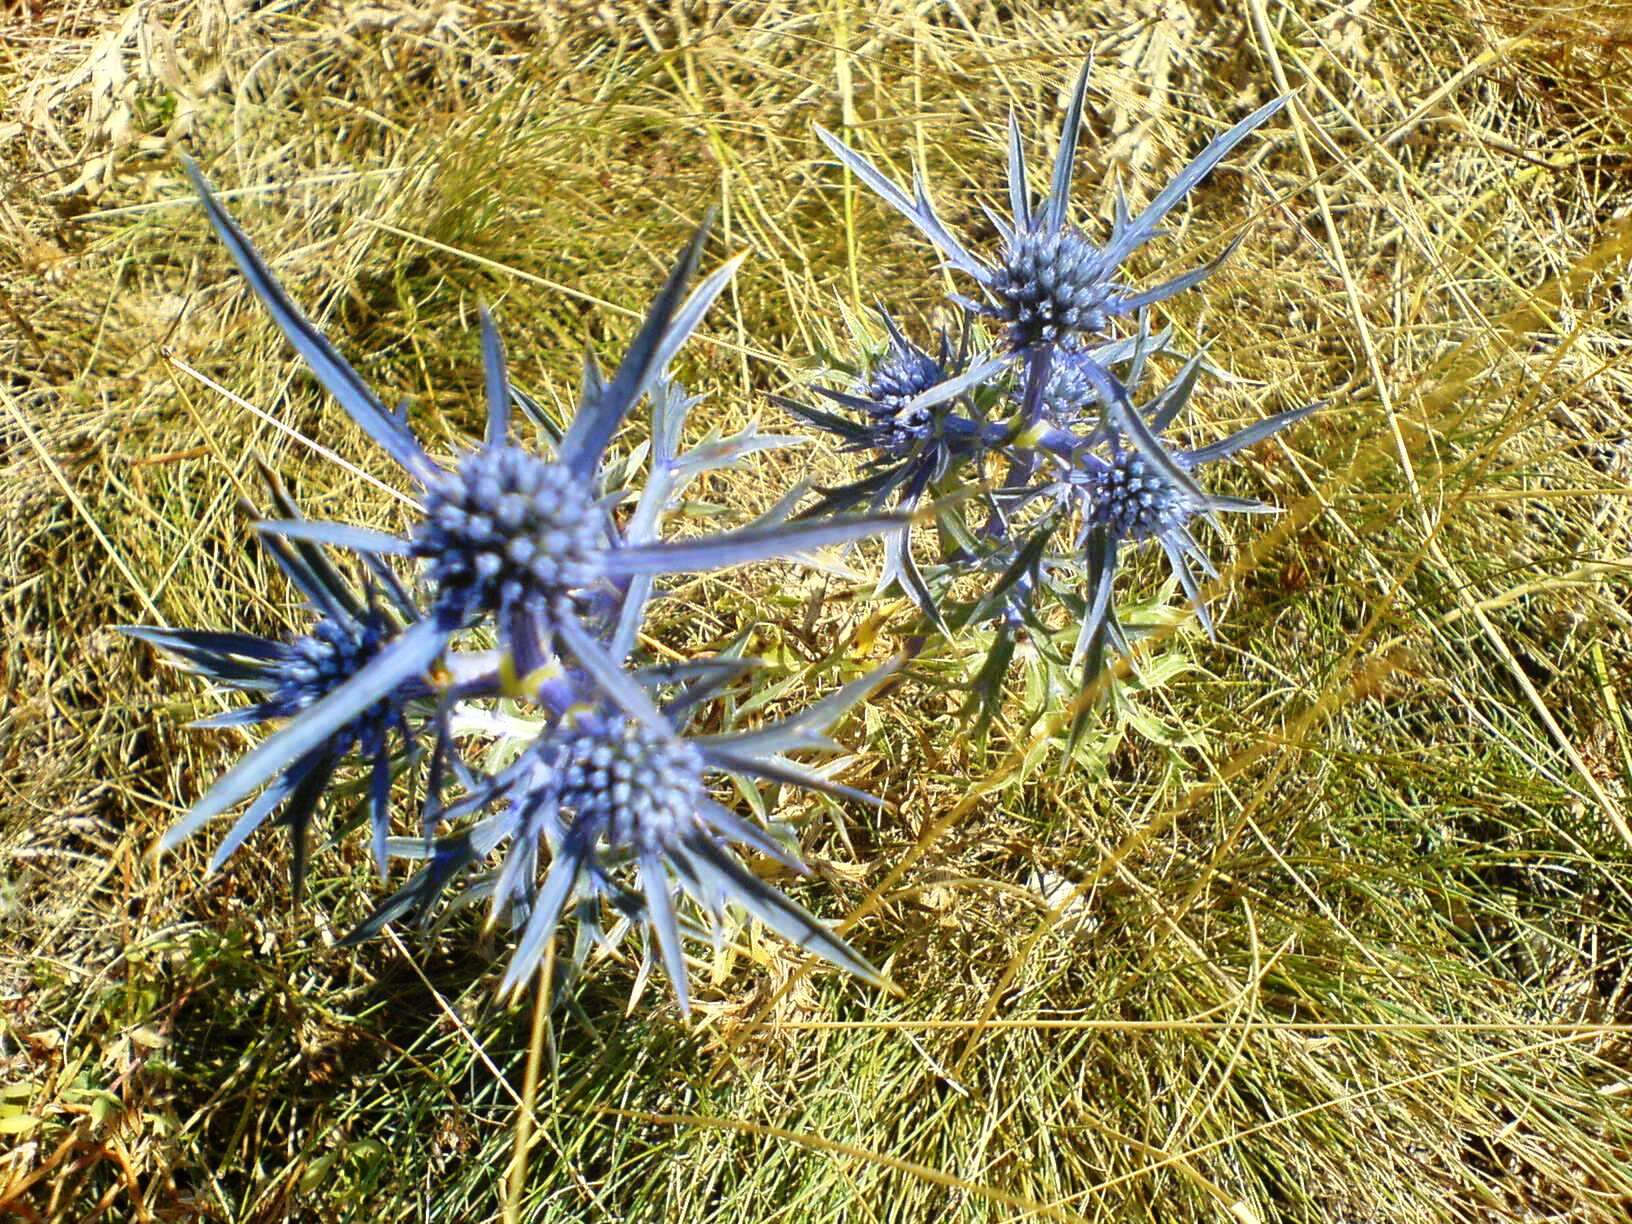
<box><xmin>413</xmin><ymin>445</ymin><xmax>603</xmax><ymax>632</ymax></box>
<box><xmin>1077</xmin><ymin>444</ymin><xmax>1198</xmax><ymax>541</ymax></box>
<box><xmin>348</xmin><ymin>663</ymin><xmax>898</xmax><ymax>1014</ymax></box>
<box><xmin>120</xmin><ymin>469</ymin><xmax>426</xmax><ymax>892</ymax></box>
<box><xmin>773</xmin><ymin>315</ymin><xmax>1005</xmax><ymax>537</ymax></box>
<box><xmin>1052</xmin><ymin>359</ymin><xmax>1317</xmax><ymax>687</ymax></box>
<box><xmin>1038</xmin><ymin>338</ymin><xmax>1108</xmax><ymax>427</ymax></box>
<box><xmin>554</xmin><ymin>716</ymin><xmax>704</xmax><ymax>853</ymax></box>
<box><xmin>857</xmin><ymin>327</ymin><xmax>947</xmax><ymax>444</ymax></box>
<box><xmin>1031</xmin><ymin>326</ymin><xmax>1194</xmax><ymax>433</ymax></box>
<box><xmin>814</xmin><ymin>60</ymin><xmax>1287</xmax><ymax>359</ymax></box>
<box><xmin>273</xmin><ymin>609</ymin><xmax>395</xmax><ymax>720</ymax></box>
<box><xmin>989</xmin><ymin>225</ymin><xmax>1112</xmax><ymax>351</ymax></box>
<box><xmin>839</xmin><ymin>310</ymin><xmax>1007</xmax><ymax>462</ymax></box>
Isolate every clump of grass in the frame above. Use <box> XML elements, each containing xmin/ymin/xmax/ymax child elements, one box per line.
<box><xmin>3</xmin><ymin>2</ymin><xmax>1631</xmax><ymax>1221</ymax></box>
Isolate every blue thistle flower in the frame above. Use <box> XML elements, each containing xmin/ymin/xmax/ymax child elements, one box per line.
<box><xmin>774</xmin><ymin>309</ymin><xmax>1017</xmax><ymax>620</ymax></box>
<box><xmin>164</xmin><ymin>160</ymin><xmax>905</xmax><ymax>859</ymax></box>
<box><xmin>777</xmin><ymin>309</ymin><xmax>1004</xmax><ymax>483</ymax></box>
<box><xmin>987</xmin><ymin>225</ymin><xmax>1115</xmax><ymax>352</ymax></box>
<box><xmin>854</xmin><ymin>310</ymin><xmax>959</xmax><ymax>449</ymax></box>
<box><xmin>347</xmin><ymin>654</ymin><xmax>897</xmax><ymax>1014</ymax></box>
<box><xmin>803</xmin><ymin>61</ymin><xmax>1317</xmax><ymax>719</ymax></box>
<box><xmin>120</xmin><ymin>465</ymin><xmax>427</xmax><ymax>894</ymax></box>
<box><xmin>815</xmin><ymin>58</ymin><xmax>1288</xmax><ymax>483</ymax></box>
<box><xmin>409</xmin><ymin>442</ymin><xmax>605</xmax><ymax>650</ymax></box>
<box><xmin>815</xmin><ymin>60</ymin><xmax>1287</xmax><ymax>355</ymax></box>
<box><xmin>1051</xmin><ymin>358</ymin><xmax>1319</xmax><ymax>682</ymax></box>
<box><xmin>1038</xmin><ymin>341</ymin><xmax>1103</xmax><ymax>428</ymax></box>
<box><xmin>1036</xmin><ymin>330</ymin><xmax>1173</xmax><ymax>430</ymax></box>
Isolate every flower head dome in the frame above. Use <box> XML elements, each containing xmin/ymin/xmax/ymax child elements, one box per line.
<box><xmin>989</xmin><ymin>225</ymin><xmax>1112</xmax><ymax>351</ymax></box>
<box><xmin>850</xmin><ymin>311</ymin><xmax>963</xmax><ymax>449</ymax></box>
<box><xmin>554</xmin><ymin>716</ymin><xmax>706</xmax><ymax>854</ymax></box>
<box><xmin>413</xmin><ymin>444</ymin><xmax>604</xmax><ymax>632</ymax></box>
<box><xmin>1079</xmin><ymin>444</ymin><xmax>1200</xmax><ymax>542</ymax></box>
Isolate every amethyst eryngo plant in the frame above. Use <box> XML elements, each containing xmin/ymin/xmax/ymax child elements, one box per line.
<box><xmin>122</xmin><ymin>161</ymin><xmax>903</xmax><ymax>1011</ymax></box>
<box><xmin>794</xmin><ymin>59</ymin><xmax>1318</xmax><ymax>731</ymax></box>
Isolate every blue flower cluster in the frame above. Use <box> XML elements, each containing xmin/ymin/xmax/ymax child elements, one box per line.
<box><xmin>124</xmin><ymin>58</ymin><xmax>1312</xmax><ymax>1015</ymax></box>
<box><xmin>125</xmin><ymin>163</ymin><xmax>901</xmax><ymax>1014</ymax></box>
<box><xmin>797</xmin><ymin>59</ymin><xmax>1316</xmax><ymax>730</ymax></box>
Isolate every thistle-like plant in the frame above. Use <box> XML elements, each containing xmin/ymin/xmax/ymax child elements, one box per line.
<box><xmin>123</xmin><ymin>53</ymin><xmax>1320</xmax><ymax>1015</ymax></box>
<box><xmin>160</xmin><ymin>161</ymin><xmax>902</xmax><ymax>862</ymax></box>
<box><xmin>122</xmin><ymin>160</ymin><xmax>908</xmax><ymax>1010</ymax></box>
<box><xmin>796</xmin><ymin>59</ymin><xmax>1315</xmax><ymax>724</ymax></box>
